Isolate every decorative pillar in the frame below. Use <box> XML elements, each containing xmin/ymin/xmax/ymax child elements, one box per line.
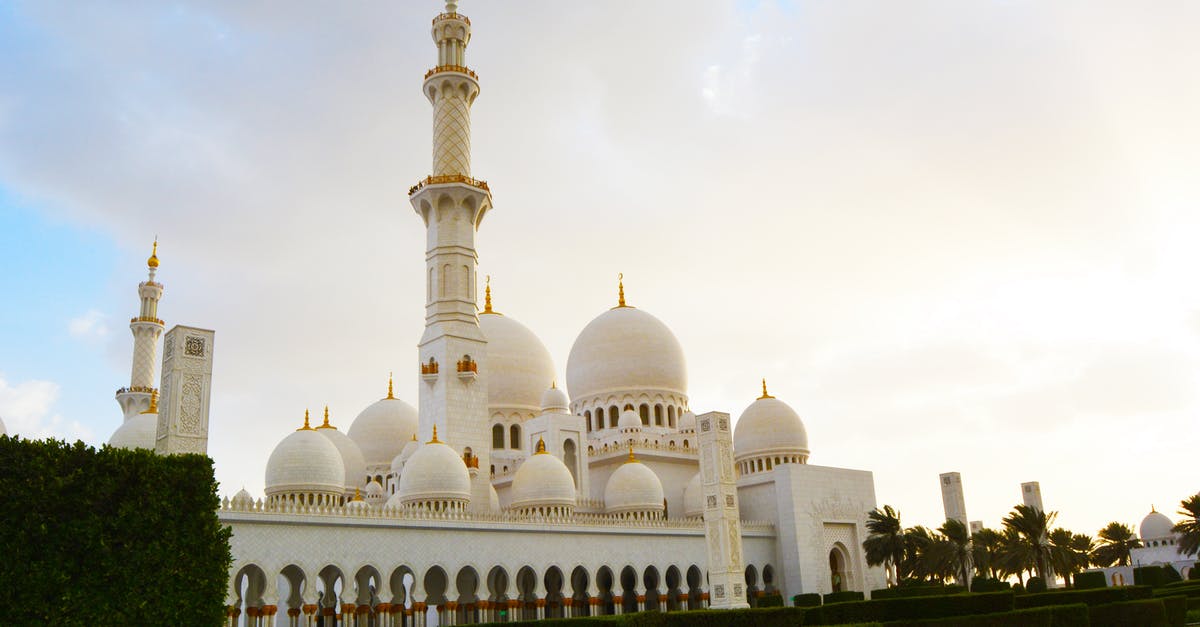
<box><xmin>659</xmin><ymin>593</ymin><xmax>669</xmax><ymax>612</ymax></box>
<box><xmin>635</xmin><ymin>586</ymin><xmax>646</xmax><ymax>612</ymax></box>
<box><xmin>697</xmin><ymin>411</ymin><xmax>750</xmax><ymax>609</ymax></box>
<box><xmin>612</xmin><ymin>595</ymin><xmax>623</xmax><ymax>615</ymax></box>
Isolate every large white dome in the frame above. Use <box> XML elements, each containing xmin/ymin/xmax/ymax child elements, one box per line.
<box><xmin>348</xmin><ymin>384</ymin><xmax>418</xmax><ymax>470</ymax></box>
<box><xmin>396</xmin><ymin>435</ymin><xmax>471</xmax><ymax>505</ymax></box>
<box><xmin>566</xmin><ymin>306</ymin><xmax>687</xmax><ymax>401</ymax></box>
<box><xmin>682</xmin><ymin>472</ymin><xmax>702</xmax><ymax>519</ymax></box>
<box><xmin>1140</xmin><ymin>509</ymin><xmax>1175</xmax><ymax>540</ymax></box>
<box><xmin>315</xmin><ymin>409</ymin><xmax>368</xmax><ymax>493</ymax></box>
<box><xmin>511</xmin><ymin>440</ymin><xmax>577</xmax><ymax>512</ymax></box>
<box><xmin>480</xmin><ymin>311</ymin><xmax>556</xmax><ymax>413</ymax></box>
<box><xmin>265</xmin><ymin>425</ymin><xmax>346</xmax><ymax>496</ymax></box>
<box><xmin>734</xmin><ymin>392</ymin><xmax>810</xmax><ymax>461</ymax></box>
<box><xmin>108</xmin><ymin>414</ymin><xmax>157</xmax><ymax>450</ymax></box>
<box><xmin>604</xmin><ymin>453</ymin><xmax>665</xmax><ymax>516</ymax></box>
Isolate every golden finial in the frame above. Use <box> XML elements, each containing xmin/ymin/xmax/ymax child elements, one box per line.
<box><xmin>387</xmin><ymin>372</ymin><xmax>395</xmax><ymax>399</ymax></box>
<box><xmin>316</xmin><ymin>405</ymin><xmax>334</xmax><ymax>429</ymax></box>
<box><xmin>535</xmin><ymin>437</ymin><xmax>547</xmax><ymax>455</ymax></box>
<box><xmin>411</xmin><ymin>433</ymin><xmax>418</xmax><ymax>441</ymax></box>
<box><xmin>298</xmin><ymin>409</ymin><xmax>313</xmax><ymax>431</ymax></box>
<box><xmin>551</xmin><ymin>379</ymin><xmax>557</xmax><ymax>389</ymax></box>
<box><xmin>141</xmin><ymin>389</ymin><xmax>159</xmax><ymax>414</ymax></box>
<box><xmin>482</xmin><ymin>275</ymin><xmax>494</xmax><ymax>314</ymax></box>
<box><xmin>147</xmin><ymin>237</ymin><xmax>160</xmax><ymax>268</ymax></box>
<box><xmin>759</xmin><ymin>379</ymin><xmax>774</xmax><ymax>399</ymax></box>
<box><xmin>617</xmin><ymin>272</ymin><xmax>626</xmax><ymax>307</ymax></box>
<box><xmin>352</xmin><ymin>487</ymin><xmax>363</xmax><ymax>502</ymax></box>
<box><xmin>428</xmin><ymin>425</ymin><xmax>441</xmax><ymax>444</ymax></box>
<box><xmin>627</xmin><ymin>442</ymin><xmax>637</xmax><ymax>463</ymax></box>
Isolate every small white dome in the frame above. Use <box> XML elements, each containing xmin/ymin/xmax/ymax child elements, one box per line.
<box><xmin>315</xmin><ymin>410</ymin><xmax>368</xmax><ymax>493</ymax></box>
<box><xmin>618</xmin><ymin>409</ymin><xmax>642</xmax><ymax>431</ymax></box>
<box><xmin>385</xmin><ymin>491</ymin><xmax>404</xmax><ymax>510</ymax></box>
<box><xmin>365</xmin><ymin>479</ymin><xmax>384</xmax><ymax>499</ymax></box>
<box><xmin>734</xmin><ymin>393</ymin><xmax>810</xmax><ymax>461</ymax></box>
<box><xmin>566</xmin><ymin>306</ymin><xmax>687</xmax><ymax>402</ymax></box>
<box><xmin>108</xmin><ymin>414</ymin><xmax>158</xmax><ymax>450</ymax></box>
<box><xmin>1140</xmin><ymin>509</ymin><xmax>1175</xmax><ymax>540</ymax></box>
<box><xmin>391</xmin><ymin>435</ymin><xmax>420</xmax><ymax>476</ymax></box>
<box><xmin>678</xmin><ymin>411</ymin><xmax>697</xmax><ymax>432</ymax></box>
<box><xmin>231</xmin><ymin>488</ymin><xmax>254</xmax><ymax>508</ymax></box>
<box><xmin>541</xmin><ymin>385</ymin><xmax>570</xmax><ymax>414</ymax></box>
<box><xmin>604</xmin><ymin>453</ymin><xmax>665</xmax><ymax>515</ymax></box>
<box><xmin>396</xmin><ymin>435</ymin><xmax>471</xmax><ymax>505</ymax></box>
<box><xmin>511</xmin><ymin>440</ymin><xmax>577</xmax><ymax>512</ymax></box>
<box><xmin>265</xmin><ymin>426</ymin><xmax>346</xmax><ymax>496</ymax></box>
<box><xmin>682</xmin><ymin>472</ymin><xmax>703</xmax><ymax>518</ymax></box>
<box><xmin>347</xmin><ymin>493</ymin><xmax>370</xmax><ymax>512</ymax></box>
<box><xmin>480</xmin><ymin>311</ymin><xmax>556</xmax><ymax>413</ymax></box>
<box><xmin>348</xmin><ymin>387</ymin><xmax>418</xmax><ymax>469</ymax></box>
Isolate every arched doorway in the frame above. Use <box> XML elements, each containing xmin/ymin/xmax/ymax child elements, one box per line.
<box><xmin>829</xmin><ymin>546</ymin><xmax>848</xmax><ymax>593</ymax></box>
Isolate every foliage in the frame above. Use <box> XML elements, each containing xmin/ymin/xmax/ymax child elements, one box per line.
<box><xmin>870</xmin><ymin>585</ymin><xmax>965</xmax><ymax>599</ymax></box>
<box><xmin>1048</xmin><ymin>528</ymin><xmax>1093</xmax><ymax>587</ymax></box>
<box><xmin>882</xmin><ymin>604</ymin><xmax>1089</xmax><ymax>627</ymax></box>
<box><xmin>1163</xmin><ymin>564</ymin><xmax>1183</xmax><ymax>584</ymax></box>
<box><xmin>804</xmin><ymin>591</ymin><xmax>1014</xmax><ymax>624</ymax></box>
<box><xmin>1014</xmin><ymin>585</ymin><xmax>1153</xmax><ymax>609</ymax></box>
<box><xmin>758</xmin><ymin>592</ymin><xmax>785</xmax><ymax>607</ymax></box>
<box><xmin>863</xmin><ymin>505</ymin><xmax>906</xmax><ymax>586</ymax></box>
<box><xmin>1136</xmin><ymin>565</ymin><xmax>1181</xmax><ymax>588</ymax></box>
<box><xmin>1091</xmin><ymin>522</ymin><xmax>1141</xmax><ymax>567</ymax></box>
<box><xmin>1027</xmin><ymin>577</ymin><xmax>1048</xmax><ymax>593</ymax></box>
<box><xmin>794</xmin><ymin>593</ymin><xmax>823</xmax><ymax>607</ymax></box>
<box><xmin>933</xmin><ymin>519</ymin><xmax>974</xmax><ymax>585</ymax></box>
<box><xmin>1072</xmin><ymin>571</ymin><xmax>1107</xmax><ymax>590</ymax></box>
<box><xmin>1156</xmin><ymin>595</ymin><xmax>1188</xmax><ymax>627</ymax></box>
<box><xmin>970</xmin><ymin>578</ymin><xmax>1012</xmax><ymax>593</ymax></box>
<box><xmin>824</xmin><ymin>591</ymin><xmax>866</xmax><ymax>604</ymax></box>
<box><xmin>1173</xmin><ymin>495</ymin><xmax>1200</xmax><ymax>558</ymax></box>
<box><xmin>971</xmin><ymin>527</ymin><xmax>1003</xmax><ymax>579</ymax></box>
<box><xmin>0</xmin><ymin>436</ymin><xmax>232</xmax><ymax>626</ymax></box>
<box><xmin>900</xmin><ymin>526</ymin><xmax>937</xmax><ymax>582</ymax></box>
<box><xmin>1193</xmin><ymin>567</ymin><xmax>1200</xmax><ymax>581</ymax></box>
<box><xmin>1000</xmin><ymin>505</ymin><xmax>1056</xmax><ymax>581</ymax></box>
<box><xmin>1087</xmin><ymin>599</ymin><xmax>1169</xmax><ymax>627</ymax></box>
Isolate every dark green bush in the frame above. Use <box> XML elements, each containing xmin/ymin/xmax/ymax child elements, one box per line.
<box><xmin>1011</xmin><ymin>583</ymin><xmax>1024</xmax><ymax>594</ymax></box>
<box><xmin>1014</xmin><ymin>585</ymin><xmax>1153</xmax><ymax>609</ymax></box>
<box><xmin>970</xmin><ymin>578</ymin><xmax>1012</xmax><ymax>593</ymax></box>
<box><xmin>0</xmin><ymin>437</ymin><xmax>231</xmax><ymax>626</ymax></box>
<box><xmin>1026</xmin><ymin>577</ymin><xmax>1048</xmax><ymax>593</ymax></box>
<box><xmin>825</xmin><ymin>591</ymin><xmax>866</xmax><ymax>605</ymax></box>
<box><xmin>1072</xmin><ymin>571</ymin><xmax>1106</xmax><ymax>590</ymax></box>
<box><xmin>1191</xmin><ymin>567</ymin><xmax>1200</xmax><ymax>580</ymax></box>
<box><xmin>1158</xmin><ymin>595</ymin><xmax>1187</xmax><ymax>627</ymax></box>
<box><xmin>795</xmin><ymin>593</ymin><xmax>823</xmax><ymax>607</ymax></box>
<box><xmin>805</xmin><ymin>591</ymin><xmax>1014</xmax><ymax>624</ymax></box>
<box><xmin>871</xmin><ymin>586</ymin><xmax>966</xmax><ymax>599</ymax></box>
<box><xmin>1088</xmin><ymin>598</ymin><xmax>1168</xmax><ymax>627</ymax></box>
<box><xmin>1163</xmin><ymin>565</ymin><xmax>1183</xmax><ymax>584</ymax></box>
<box><xmin>758</xmin><ymin>592</ymin><xmax>785</xmax><ymax>607</ymax></box>
<box><xmin>1136</xmin><ymin>565</ymin><xmax>1170</xmax><ymax>588</ymax></box>
<box><xmin>883</xmin><ymin>603</ymin><xmax>1088</xmax><ymax>627</ymax></box>
<box><xmin>1163</xmin><ymin>578</ymin><xmax>1200</xmax><ymax>589</ymax></box>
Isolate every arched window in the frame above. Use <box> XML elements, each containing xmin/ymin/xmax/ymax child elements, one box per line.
<box><xmin>510</xmin><ymin>424</ymin><xmax>521</xmax><ymax>450</ymax></box>
<box><xmin>682</xmin><ymin>439</ymin><xmax>688</xmax><ymax>448</ymax></box>
<box><xmin>596</xmin><ymin>407</ymin><xmax>605</xmax><ymax>430</ymax></box>
<box><xmin>492</xmin><ymin>424</ymin><xmax>505</xmax><ymax>449</ymax></box>
<box><xmin>654</xmin><ymin>404</ymin><xmax>663</xmax><ymax>426</ymax></box>
<box><xmin>609</xmin><ymin>406</ymin><xmax>619</xmax><ymax>428</ymax></box>
<box><xmin>584</xmin><ymin>410</ymin><xmax>592</xmax><ymax>432</ymax></box>
<box><xmin>564</xmin><ymin>439</ymin><xmax>579</xmax><ymax>489</ymax></box>
<box><xmin>639</xmin><ymin>404</ymin><xmax>650</xmax><ymax>425</ymax></box>
<box><xmin>668</xmin><ymin>406</ymin><xmax>676</xmax><ymax>428</ymax></box>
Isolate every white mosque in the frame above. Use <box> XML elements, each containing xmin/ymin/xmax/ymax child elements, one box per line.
<box><xmin>99</xmin><ymin>2</ymin><xmax>888</xmax><ymax>625</ymax></box>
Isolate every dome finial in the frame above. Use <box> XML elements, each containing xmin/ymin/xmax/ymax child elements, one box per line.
<box><xmin>147</xmin><ymin>237</ymin><xmax>160</xmax><ymax>268</ymax></box>
<box><xmin>141</xmin><ymin>389</ymin><xmax>159</xmax><ymax>414</ymax></box>
<box><xmin>352</xmin><ymin>487</ymin><xmax>363</xmax><ymax>502</ymax></box>
<box><xmin>759</xmin><ymin>379</ymin><xmax>774</xmax><ymax>399</ymax></box>
<box><xmin>387</xmin><ymin>372</ymin><xmax>395</xmax><ymax>399</ymax></box>
<box><xmin>482</xmin><ymin>275</ymin><xmax>497</xmax><ymax>314</ymax></box>
<box><xmin>316</xmin><ymin>405</ymin><xmax>334</xmax><ymax>429</ymax></box>
<box><xmin>627</xmin><ymin>442</ymin><xmax>637</xmax><ymax>463</ymax></box>
<box><xmin>429</xmin><ymin>424</ymin><xmax>441</xmax><ymax>444</ymax></box>
<box><xmin>445</xmin><ymin>0</ymin><xmax>458</xmax><ymax>13</ymax></box>
<box><xmin>535</xmin><ymin>437</ymin><xmax>547</xmax><ymax>455</ymax></box>
<box><xmin>298</xmin><ymin>409</ymin><xmax>313</xmax><ymax>431</ymax></box>
<box><xmin>618</xmin><ymin>272</ymin><xmax>626</xmax><ymax>307</ymax></box>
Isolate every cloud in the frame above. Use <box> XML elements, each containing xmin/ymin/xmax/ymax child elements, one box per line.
<box><xmin>0</xmin><ymin>374</ymin><xmax>93</xmax><ymax>441</ymax></box>
<box><xmin>67</xmin><ymin>309</ymin><xmax>110</xmax><ymax>341</ymax></box>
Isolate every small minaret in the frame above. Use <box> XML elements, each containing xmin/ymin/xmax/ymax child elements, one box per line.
<box><xmin>115</xmin><ymin>239</ymin><xmax>165</xmax><ymax>419</ymax></box>
<box><xmin>697</xmin><ymin>411</ymin><xmax>750</xmax><ymax>609</ymax></box>
<box><xmin>410</xmin><ymin>0</ymin><xmax>494</xmax><ymax>513</ymax></box>
<box><xmin>939</xmin><ymin>472</ymin><xmax>968</xmax><ymax>527</ymax></box>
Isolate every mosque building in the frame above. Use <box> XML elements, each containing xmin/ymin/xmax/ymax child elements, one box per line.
<box><xmin>101</xmin><ymin>2</ymin><xmax>888</xmax><ymax>624</ymax></box>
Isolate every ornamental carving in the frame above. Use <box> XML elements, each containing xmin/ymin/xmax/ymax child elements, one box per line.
<box><xmin>185</xmin><ymin>336</ymin><xmax>205</xmax><ymax>357</ymax></box>
<box><xmin>163</xmin><ymin>338</ymin><xmax>174</xmax><ymax>360</ymax></box>
<box><xmin>180</xmin><ymin>374</ymin><xmax>203</xmax><ymax>433</ymax></box>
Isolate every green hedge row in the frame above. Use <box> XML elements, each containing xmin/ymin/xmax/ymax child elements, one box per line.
<box><xmin>1072</xmin><ymin>571</ymin><xmax>1107</xmax><ymax>590</ymax></box>
<box><xmin>1163</xmin><ymin>578</ymin><xmax>1200</xmax><ymax>590</ymax></box>
<box><xmin>0</xmin><ymin>437</ymin><xmax>232</xmax><ymax>626</ymax></box>
<box><xmin>1136</xmin><ymin>566</ymin><xmax>1171</xmax><ymax>588</ymax></box>
<box><xmin>825</xmin><ymin>591</ymin><xmax>866</xmax><ymax>604</ymax></box>
<box><xmin>475</xmin><ymin>609</ymin><xmax>881</xmax><ymax>626</ymax></box>
<box><xmin>871</xmin><ymin>585</ymin><xmax>965</xmax><ymax>599</ymax></box>
<box><xmin>1014</xmin><ymin>585</ymin><xmax>1152</xmax><ymax>609</ymax></box>
<box><xmin>1087</xmin><ymin>599</ymin><xmax>1169</xmax><ymax>627</ymax></box>
<box><xmin>794</xmin><ymin>593</ymin><xmax>823</xmax><ymax>607</ymax></box>
<box><xmin>970</xmin><ymin>578</ymin><xmax>1012</xmax><ymax>593</ymax></box>
<box><xmin>883</xmin><ymin>603</ymin><xmax>1088</xmax><ymax>627</ymax></box>
<box><xmin>806</xmin><ymin>592</ymin><xmax>1014</xmax><ymax>625</ymax></box>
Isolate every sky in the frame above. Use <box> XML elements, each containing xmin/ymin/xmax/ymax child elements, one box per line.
<box><xmin>1</xmin><ymin>0</ymin><xmax>1198</xmax><ymax>538</ymax></box>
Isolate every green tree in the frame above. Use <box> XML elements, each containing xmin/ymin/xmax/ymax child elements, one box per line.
<box><xmin>1172</xmin><ymin>494</ymin><xmax>1200</xmax><ymax>557</ymax></box>
<box><xmin>1049</xmin><ymin>528</ymin><xmax>1093</xmax><ymax>587</ymax></box>
<box><xmin>1092</xmin><ymin>522</ymin><xmax>1141</xmax><ymax>567</ymax></box>
<box><xmin>1001</xmin><ymin>504</ymin><xmax>1056</xmax><ymax>580</ymax></box>
<box><xmin>901</xmin><ymin>525</ymin><xmax>937</xmax><ymax>582</ymax></box>
<box><xmin>863</xmin><ymin>505</ymin><xmax>906</xmax><ymax>586</ymax></box>
<box><xmin>935</xmin><ymin>518</ymin><xmax>974</xmax><ymax>585</ymax></box>
<box><xmin>972</xmin><ymin>527</ymin><xmax>1003</xmax><ymax>579</ymax></box>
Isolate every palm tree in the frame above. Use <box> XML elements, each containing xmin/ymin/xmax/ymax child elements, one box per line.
<box><xmin>1091</xmin><ymin>522</ymin><xmax>1141</xmax><ymax>567</ymax></box>
<box><xmin>863</xmin><ymin>505</ymin><xmax>905</xmax><ymax>586</ymax></box>
<box><xmin>1172</xmin><ymin>494</ymin><xmax>1200</xmax><ymax>557</ymax></box>
<box><xmin>972</xmin><ymin>527</ymin><xmax>1003</xmax><ymax>579</ymax></box>
<box><xmin>1049</xmin><ymin>528</ymin><xmax>1093</xmax><ymax>587</ymax></box>
<box><xmin>937</xmin><ymin>518</ymin><xmax>974</xmax><ymax>585</ymax></box>
<box><xmin>1002</xmin><ymin>504</ymin><xmax>1056</xmax><ymax>580</ymax></box>
<box><xmin>901</xmin><ymin>525</ymin><xmax>937</xmax><ymax>582</ymax></box>
<box><xmin>996</xmin><ymin>527</ymin><xmax>1028</xmax><ymax>585</ymax></box>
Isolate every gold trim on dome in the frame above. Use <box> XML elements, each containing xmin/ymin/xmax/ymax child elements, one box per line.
<box><xmin>352</xmin><ymin>487</ymin><xmax>363</xmax><ymax>502</ymax></box>
<box><xmin>298</xmin><ymin>409</ymin><xmax>313</xmax><ymax>431</ymax></box>
<box><xmin>535</xmin><ymin>437</ymin><xmax>548</xmax><ymax>455</ymax></box>
<box><xmin>481</xmin><ymin>275</ymin><xmax>501</xmax><ymax>315</ymax></box>
<box><xmin>316</xmin><ymin>406</ymin><xmax>335</xmax><ymax>430</ymax></box>
<box><xmin>387</xmin><ymin>372</ymin><xmax>395</xmax><ymax>399</ymax></box>
<box><xmin>626</xmin><ymin>443</ymin><xmax>637</xmax><ymax>463</ymax></box>
<box><xmin>759</xmin><ymin>379</ymin><xmax>774</xmax><ymax>400</ymax></box>
<box><xmin>428</xmin><ymin>425</ymin><xmax>441</xmax><ymax>444</ymax></box>
<box><xmin>147</xmin><ymin>237</ymin><xmax>159</xmax><ymax>268</ymax></box>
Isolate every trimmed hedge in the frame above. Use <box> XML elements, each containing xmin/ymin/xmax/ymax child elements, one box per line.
<box><xmin>825</xmin><ymin>591</ymin><xmax>866</xmax><ymax>604</ymax></box>
<box><xmin>795</xmin><ymin>593</ymin><xmax>823</xmax><ymax>607</ymax></box>
<box><xmin>1072</xmin><ymin>571</ymin><xmax>1107</xmax><ymax>590</ymax></box>
<box><xmin>1158</xmin><ymin>595</ymin><xmax>1187</xmax><ymax>627</ymax></box>
<box><xmin>970</xmin><ymin>578</ymin><xmax>1012</xmax><ymax>593</ymax></box>
<box><xmin>475</xmin><ymin>609</ymin><xmax>880</xmax><ymax>626</ymax></box>
<box><xmin>0</xmin><ymin>437</ymin><xmax>232</xmax><ymax>625</ymax></box>
<box><xmin>1088</xmin><ymin>599</ymin><xmax>1168</xmax><ymax>627</ymax></box>
<box><xmin>883</xmin><ymin>603</ymin><xmax>1089</xmax><ymax>627</ymax></box>
<box><xmin>1136</xmin><ymin>566</ymin><xmax>1171</xmax><ymax>588</ymax></box>
<box><xmin>1026</xmin><ymin>576</ymin><xmax>1048</xmax><ymax>593</ymax></box>
<box><xmin>805</xmin><ymin>592</ymin><xmax>1015</xmax><ymax>625</ymax></box>
<box><xmin>1014</xmin><ymin>585</ymin><xmax>1153</xmax><ymax>609</ymax></box>
<box><xmin>759</xmin><ymin>593</ymin><xmax>786</xmax><ymax>607</ymax></box>
<box><xmin>871</xmin><ymin>586</ymin><xmax>965</xmax><ymax>599</ymax></box>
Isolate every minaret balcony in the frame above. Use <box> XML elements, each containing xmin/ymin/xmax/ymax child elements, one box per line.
<box><xmin>115</xmin><ymin>386</ymin><xmax>157</xmax><ymax>396</ymax></box>
<box><xmin>408</xmin><ymin>174</ymin><xmax>490</xmax><ymax>197</ymax></box>
<box><xmin>424</xmin><ymin>65</ymin><xmax>478</xmax><ymax>81</ymax></box>
<box><xmin>130</xmin><ymin>316</ymin><xmax>164</xmax><ymax>325</ymax></box>
<box><xmin>432</xmin><ymin>12</ymin><xmax>470</xmax><ymax>26</ymax></box>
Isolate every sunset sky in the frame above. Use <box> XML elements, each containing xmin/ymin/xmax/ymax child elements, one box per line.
<box><xmin>1</xmin><ymin>0</ymin><xmax>1198</xmax><ymax>537</ymax></box>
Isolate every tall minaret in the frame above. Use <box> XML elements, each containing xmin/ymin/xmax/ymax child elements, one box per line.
<box><xmin>115</xmin><ymin>240</ymin><xmax>165</xmax><ymax>419</ymax></box>
<box><xmin>410</xmin><ymin>0</ymin><xmax>494</xmax><ymax>513</ymax></box>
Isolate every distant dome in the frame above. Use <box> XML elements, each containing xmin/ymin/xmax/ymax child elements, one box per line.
<box><xmin>365</xmin><ymin>479</ymin><xmax>385</xmax><ymax>504</ymax></box>
<box><xmin>480</xmin><ymin>311</ymin><xmax>556</xmax><ymax>413</ymax></box>
<box><xmin>315</xmin><ymin>411</ymin><xmax>368</xmax><ymax>494</ymax></box>
<box><xmin>566</xmin><ymin>306</ymin><xmax>687</xmax><ymax>402</ymax></box>
<box><xmin>541</xmin><ymin>384</ymin><xmax>570</xmax><ymax>414</ymax></box>
<box><xmin>604</xmin><ymin>453</ymin><xmax>665</xmax><ymax>517</ymax></box>
<box><xmin>348</xmin><ymin>387</ymin><xmax>418</xmax><ymax>469</ymax></box>
<box><xmin>265</xmin><ymin>425</ymin><xmax>346</xmax><ymax>499</ymax></box>
<box><xmin>108</xmin><ymin>414</ymin><xmax>157</xmax><ymax>450</ymax></box>
<box><xmin>618</xmin><ymin>409</ymin><xmax>642</xmax><ymax>431</ymax></box>
<box><xmin>347</xmin><ymin>492</ymin><xmax>370</xmax><ymax>513</ymax></box>
<box><xmin>231</xmin><ymin>488</ymin><xmax>254</xmax><ymax>509</ymax></box>
<box><xmin>391</xmin><ymin>435</ymin><xmax>420</xmax><ymax>475</ymax></box>
<box><xmin>396</xmin><ymin>433</ymin><xmax>471</xmax><ymax>509</ymax></box>
<box><xmin>1140</xmin><ymin>510</ymin><xmax>1175</xmax><ymax>540</ymax></box>
<box><xmin>682</xmin><ymin>472</ymin><xmax>702</xmax><ymax>519</ymax></box>
<box><xmin>511</xmin><ymin>440</ymin><xmax>577</xmax><ymax>514</ymax></box>
<box><xmin>385</xmin><ymin>491</ymin><xmax>404</xmax><ymax>510</ymax></box>
<box><xmin>734</xmin><ymin>391</ymin><xmax>810</xmax><ymax>463</ymax></box>
<box><xmin>678</xmin><ymin>411</ymin><xmax>696</xmax><ymax>432</ymax></box>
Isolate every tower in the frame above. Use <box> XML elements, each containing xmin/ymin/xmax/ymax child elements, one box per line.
<box><xmin>115</xmin><ymin>240</ymin><xmax>165</xmax><ymax>419</ymax></box>
<box><xmin>1021</xmin><ymin>481</ymin><xmax>1044</xmax><ymax>511</ymax></box>
<box><xmin>697</xmin><ymin>411</ymin><xmax>750</xmax><ymax>609</ymax></box>
<box><xmin>410</xmin><ymin>0</ymin><xmax>494</xmax><ymax>513</ymax></box>
<box><xmin>939</xmin><ymin>472</ymin><xmax>967</xmax><ymax>526</ymax></box>
<box><xmin>155</xmin><ymin>325</ymin><xmax>215</xmax><ymax>455</ymax></box>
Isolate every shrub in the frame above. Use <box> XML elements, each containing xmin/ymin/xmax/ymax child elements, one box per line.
<box><xmin>804</xmin><ymin>591</ymin><xmax>1014</xmax><ymax>624</ymax></box>
<box><xmin>1026</xmin><ymin>577</ymin><xmax>1048</xmax><ymax>593</ymax></box>
<box><xmin>0</xmin><ymin>437</ymin><xmax>231</xmax><ymax>626</ymax></box>
<box><xmin>794</xmin><ymin>593</ymin><xmax>823</xmax><ymax>607</ymax></box>
<box><xmin>871</xmin><ymin>586</ymin><xmax>966</xmax><ymax>599</ymax></box>
<box><xmin>1011</xmin><ymin>583</ymin><xmax>1024</xmax><ymax>594</ymax></box>
<box><xmin>1163</xmin><ymin>565</ymin><xmax>1183</xmax><ymax>584</ymax></box>
<box><xmin>824</xmin><ymin>591</ymin><xmax>866</xmax><ymax>604</ymax></box>
<box><xmin>1191</xmin><ymin>567</ymin><xmax>1200</xmax><ymax>580</ymax></box>
<box><xmin>884</xmin><ymin>603</ymin><xmax>1089</xmax><ymax>627</ymax></box>
<box><xmin>1014</xmin><ymin>585</ymin><xmax>1153</xmax><ymax>609</ymax></box>
<box><xmin>1136</xmin><ymin>566</ymin><xmax>1170</xmax><ymax>588</ymax></box>
<box><xmin>1072</xmin><ymin>571</ymin><xmax>1106</xmax><ymax>590</ymax></box>
<box><xmin>758</xmin><ymin>593</ymin><xmax>785</xmax><ymax>607</ymax></box>
<box><xmin>1088</xmin><ymin>598</ymin><xmax>1168</xmax><ymax>627</ymax></box>
<box><xmin>1158</xmin><ymin>595</ymin><xmax>1187</xmax><ymax>627</ymax></box>
<box><xmin>970</xmin><ymin>578</ymin><xmax>1012</xmax><ymax>593</ymax></box>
